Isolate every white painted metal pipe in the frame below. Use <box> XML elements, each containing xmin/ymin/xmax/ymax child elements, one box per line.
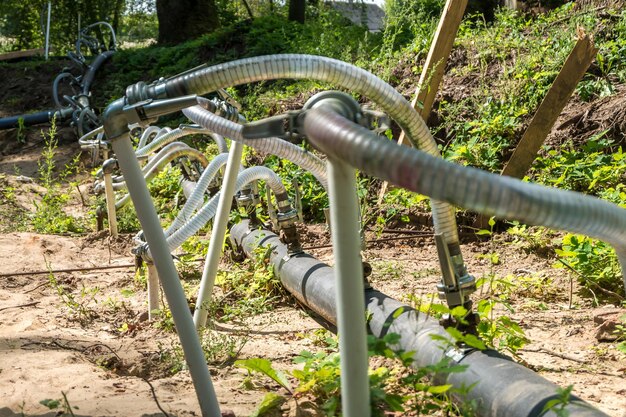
<box><xmin>110</xmin><ymin>133</ymin><xmax>221</xmax><ymax>417</ymax></box>
<box><xmin>147</xmin><ymin>263</ymin><xmax>160</xmax><ymax>320</ymax></box>
<box><xmin>103</xmin><ymin>171</ymin><xmax>118</xmax><ymax>237</ymax></box>
<box><xmin>327</xmin><ymin>157</ymin><xmax>370</xmax><ymax>417</ymax></box>
<box><xmin>45</xmin><ymin>2</ymin><xmax>51</xmax><ymax>60</ymax></box>
<box><xmin>193</xmin><ymin>140</ymin><xmax>244</xmax><ymax>329</ymax></box>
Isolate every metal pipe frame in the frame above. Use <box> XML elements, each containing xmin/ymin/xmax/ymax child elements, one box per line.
<box><xmin>326</xmin><ymin>157</ymin><xmax>371</xmax><ymax>417</ymax></box>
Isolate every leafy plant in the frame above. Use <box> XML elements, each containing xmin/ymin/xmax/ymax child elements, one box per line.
<box><xmin>239</xmin><ymin>332</ymin><xmax>471</xmax><ymax>416</ymax></box>
<box><xmin>213</xmin><ymin>243</ymin><xmax>286</xmax><ymax>320</ymax></box>
<box><xmin>474</xmin><ymin>299</ymin><xmax>529</xmax><ymax>355</ymax></box>
<box><xmin>16</xmin><ymin>116</ymin><xmax>26</xmax><ymax>144</ymax></box>
<box><xmin>46</xmin><ymin>259</ymin><xmax>99</xmax><ymax>324</ymax></box>
<box><xmin>40</xmin><ymin>392</ymin><xmax>78</xmax><ymax>416</ymax></box>
<box><xmin>529</xmin><ymin>134</ymin><xmax>625</xmax><ymax>194</ymax></box>
<box><xmin>542</xmin><ymin>385</ymin><xmax>574</xmax><ymax>417</ymax></box>
<box><xmin>555</xmin><ymin>234</ymin><xmax>624</xmax><ymax>302</ymax></box>
<box><xmin>413</xmin><ymin>291</ymin><xmax>529</xmax><ymax>356</ymax></box>
<box><xmin>32</xmin><ymin>120</ymin><xmax>86</xmax><ymax>234</ymax></box>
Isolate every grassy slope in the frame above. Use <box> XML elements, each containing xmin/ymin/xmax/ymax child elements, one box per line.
<box><xmin>1</xmin><ymin>3</ymin><xmax>623</xmax><ymax>294</ymax></box>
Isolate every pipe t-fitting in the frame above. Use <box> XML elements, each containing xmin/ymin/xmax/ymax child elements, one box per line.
<box><xmin>277</xmin><ymin>208</ymin><xmax>302</xmax><ymax>253</ymax></box>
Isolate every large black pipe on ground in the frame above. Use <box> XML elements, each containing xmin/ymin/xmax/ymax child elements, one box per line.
<box><xmin>0</xmin><ymin>107</ymin><xmax>73</xmax><ymax>130</ymax></box>
<box><xmin>230</xmin><ymin>220</ymin><xmax>610</xmax><ymax>417</ymax></box>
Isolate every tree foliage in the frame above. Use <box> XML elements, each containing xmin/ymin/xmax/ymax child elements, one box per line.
<box><xmin>156</xmin><ymin>0</ymin><xmax>220</xmax><ymax>44</ymax></box>
<box><xmin>0</xmin><ymin>0</ymin><xmax>125</xmax><ymax>52</ymax></box>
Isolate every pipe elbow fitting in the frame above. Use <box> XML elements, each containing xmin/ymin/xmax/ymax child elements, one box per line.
<box><xmin>302</xmin><ymin>91</ymin><xmax>363</xmax><ymax>125</ymax></box>
<box><xmin>102</xmin><ymin>97</ymin><xmax>129</xmax><ymax>140</ymax></box>
<box><xmin>102</xmin><ymin>158</ymin><xmax>118</xmax><ymax>174</ymax></box>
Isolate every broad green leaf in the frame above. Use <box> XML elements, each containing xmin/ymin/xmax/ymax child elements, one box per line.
<box><xmin>542</xmin><ymin>399</ymin><xmax>561</xmax><ymax>412</ymax></box>
<box><xmin>235</xmin><ymin>358</ymin><xmax>292</xmax><ymax>391</ymax></box>
<box><xmin>384</xmin><ymin>394</ymin><xmax>406</xmax><ymax>411</ymax></box>
<box><xmin>428</xmin><ymin>384</ymin><xmax>453</xmax><ymax>394</ymax></box>
<box><xmin>40</xmin><ymin>399</ymin><xmax>61</xmax><ymax>409</ymax></box>
<box><xmin>461</xmin><ymin>333</ymin><xmax>487</xmax><ymax>350</ymax></box>
<box><xmin>250</xmin><ymin>393</ymin><xmax>285</xmax><ymax>417</ymax></box>
<box><xmin>392</xmin><ymin>307</ymin><xmax>405</xmax><ymax>319</ymax></box>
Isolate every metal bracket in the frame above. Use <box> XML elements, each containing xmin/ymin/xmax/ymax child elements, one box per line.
<box><xmin>216</xmin><ymin>88</ymin><xmax>242</xmax><ymax>111</ymax></box>
<box><xmin>434</xmin><ymin>234</ymin><xmax>476</xmax><ymax>308</ymax></box>
<box><xmin>292</xmin><ymin>178</ymin><xmax>304</xmax><ymax>223</ymax></box>
<box><xmin>122</xmin><ymin>95</ymin><xmax>199</xmax><ymax>127</ymax></box>
<box><xmin>266</xmin><ymin>183</ymin><xmax>279</xmax><ymax>231</ymax></box>
<box><xmin>241</xmin><ymin>110</ymin><xmax>303</xmax><ymax>142</ymax></box>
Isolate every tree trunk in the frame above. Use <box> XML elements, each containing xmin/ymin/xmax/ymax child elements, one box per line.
<box><xmin>157</xmin><ymin>0</ymin><xmax>220</xmax><ymax>44</ymax></box>
<box><xmin>288</xmin><ymin>0</ymin><xmax>305</xmax><ymax>23</ymax></box>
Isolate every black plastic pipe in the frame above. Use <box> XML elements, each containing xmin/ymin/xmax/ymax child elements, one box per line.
<box><xmin>82</xmin><ymin>50</ymin><xmax>114</xmax><ymax>94</ymax></box>
<box><xmin>230</xmin><ymin>220</ymin><xmax>610</xmax><ymax>417</ymax></box>
<box><xmin>0</xmin><ymin>107</ymin><xmax>73</xmax><ymax>129</ymax></box>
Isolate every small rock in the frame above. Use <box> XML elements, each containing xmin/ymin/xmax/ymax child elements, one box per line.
<box><xmin>592</xmin><ymin>308</ymin><xmax>624</xmax><ymax>325</ymax></box>
<box><xmin>594</xmin><ymin>320</ymin><xmax>619</xmax><ymax>342</ymax></box>
<box><xmin>15</xmin><ymin>175</ymin><xmax>33</xmax><ymax>183</ymax></box>
<box><xmin>593</xmin><ymin>308</ymin><xmax>625</xmax><ymax>342</ymax></box>
<box><xmin>138</xmin><ymin>311</ymin><xmax>149</xmax><ymax>322</ymax></box>
<box><xmin>220</xmin><ymin>410</ymin><xmax>236</xmax><ymax>417</ymax></box>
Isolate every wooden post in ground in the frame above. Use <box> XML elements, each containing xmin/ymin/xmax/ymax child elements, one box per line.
<box><xmin>501</xmin><ymin>31</ymin><xmax>597</xmax><ymax>179</ymax></box>
<box><xmin>401</xmin><ymin>0</ymin><xmax>468</xmax><ymax>144</ymax></box>
<box><xmin>377</xmin><ymin>0</ymin><xmax>468</xmax><ymax>203</ymax></box>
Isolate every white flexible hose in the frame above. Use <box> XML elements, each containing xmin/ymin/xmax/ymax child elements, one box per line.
<box><xmin>141</xmin><ymin>166</ymin><xmax>288</xmax><ymax>261</ymax></box>
<box><xmin>183</xmin><ymin>105</ymin><xmax>328</xmax><ymax>190</ymax></box>
<box><xmin>115</xmin><ymin>147</ymin><xmax>209</xmax><ymax>209</ymax></box>
<box><xmin>136</xmin><ymin>126</ymin><xmax>228</xmax><ymax>157</ymax></box>
<box><xmin>165</xmin><ymin>152</ymin><xmax>230</xmax><ymax>236</ymax></box>
<box><xmin>164</xmin><ymin>54</ymin><xmax>455</xmax><ymax>246</ymax></box>
<box><xmin>137</xmin><ymin>126</ymin><xmax>161</xmax><ymax>148</ymax></box>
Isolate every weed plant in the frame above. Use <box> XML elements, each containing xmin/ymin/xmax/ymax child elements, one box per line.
<box><xmin>32</xmin><ymin>121</ymin><xmax>86</xmax><ymax>234</ymax></box>
<box><xmin>46</xmin><ymin>260</ymin><xmax>99</xmax><ymax>325</ymax></box>
<box><xmin>237</xmin><ymin>332</ymin><xmax>472</xmax><ymax>416</ymax></box>
<box><xmin>439</xmin><ymin>6</ymin><xmax>626</xmax><ymax>171</ymax></box>
<box><xmin>213</xmin><ymin>244</ymin><xmax>286</xmax><ymax>321</ymax></box>
<box><xmin>40</xmin><ymin>392</ymin><xmax>78</xmax><ymax>417</ymax></box>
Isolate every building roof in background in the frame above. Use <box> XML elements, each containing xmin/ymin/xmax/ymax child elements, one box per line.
<box><xmin>327</xmin><ymin>0</ymin><xmax>386</xmax><ymax>32</ymax></box>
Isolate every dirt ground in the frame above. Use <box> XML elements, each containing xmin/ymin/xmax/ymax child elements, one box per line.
<box><xmin>0</xmin><ymin>179</ymin><xmax>624</xmax><ymax>416</ymax></box>
<box><xmin>0</xmin><ymin>58</ymin><xmax>625</xmax><ymax>417</ymax></box>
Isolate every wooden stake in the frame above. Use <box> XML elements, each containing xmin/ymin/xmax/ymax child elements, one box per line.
<box><xmin>409</xmin><ymin>0</ymin><xmax>468</xmax><ymax>130</ymax></box>
<box><xmin>378</xmin><ymin>0</ymin><xmax>467</xmax><ymax>203</ymax></box>
<box><xmin>501</xmin><ymin>31</ymin><xmax>597</xmax><ymax>179</ymax></box>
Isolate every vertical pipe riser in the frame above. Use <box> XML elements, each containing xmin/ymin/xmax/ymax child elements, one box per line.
<box><xmin>327</xmin><ymin>159</ymin><xmax>371</xmax><ymax>417</ymax></box>
<box><xmin>193</xmin><ymin>140</ymin><xmax>245</xmax><ymax>329</ymax></box>
<box><xmin>147</xmin><ymin>263</ymin><xmax>160</xmax><ymax>320</ymax></box>
<box><xmin>45</xmin><ymin>2</ymin><xmax>51</xmax><ymax>60</ymax></box>
<box><xmin>103</xmin><ymin>172</ymin><xmax>118</xmax><ymax>237</ymax></box>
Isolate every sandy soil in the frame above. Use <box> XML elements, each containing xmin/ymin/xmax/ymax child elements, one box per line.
<box><xmin>0</xmin><ymin>213</ymin><xmax>624</xmax><ymax>416</ymax></box>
